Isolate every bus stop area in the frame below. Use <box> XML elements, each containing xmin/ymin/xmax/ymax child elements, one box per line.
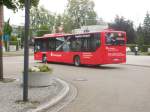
<box><xmin>0</xmin><ymin>76</ymin><xmax>70</xmax><ymax>112</ymax></box>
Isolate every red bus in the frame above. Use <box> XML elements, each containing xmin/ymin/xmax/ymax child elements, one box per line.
<box><xmin>34</xmin><ymin>29</ymin><xmax>126</xmax><ymax>66</ymax></box>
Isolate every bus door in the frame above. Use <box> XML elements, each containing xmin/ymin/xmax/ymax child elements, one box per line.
<box><xmin>48</xmin><ymin>36</ymin><xmax>72</xmax><ymax>63</ymax></box>
<box><xmin>34</xmin><ymin>39</ymin><xmax>47</xmax><ymax>60</ymax></box>
<box><xmin>60</xmin><ymin>36</ymin><xmax>73</xmax><ymax>63</ymax></box>
<box><xmin>47</xmin><ymin>37</ymin><xmax>63</xmax><ymax>62</ymax></box>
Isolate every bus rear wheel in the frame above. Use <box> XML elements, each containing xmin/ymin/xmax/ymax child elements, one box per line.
<box><xmin>42</xmin><ymin>55</ymin><xmax>47</xmax><ymax>63</ymax></box>
<box><xmin>74</xmin><ymin>56</ymin><xmax>80</xmax><ymax>66</ymax></box>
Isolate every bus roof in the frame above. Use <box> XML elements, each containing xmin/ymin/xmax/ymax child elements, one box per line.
<box><xmin>34</xmin><ymin>29</ymin><xmax>126</xmax><ymax>39</ymax></box>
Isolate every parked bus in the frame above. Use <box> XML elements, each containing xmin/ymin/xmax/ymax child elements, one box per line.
<box><xmin>34</xmin><ymin>29</ymin><xmax>126</xmax><ymax>66</ymax></box>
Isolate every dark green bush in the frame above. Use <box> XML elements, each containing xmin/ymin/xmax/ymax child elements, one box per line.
<box><xmin>127</xmin><ymin>44</ymin><xmax>150</xmax><ymax>52</ymax></box>
<box><xmin>9</xmin><ymin>41</ymin><xmax>18</xmax><ymax>45</ymax></box>
<box><xmin>10</xmin><ymin>35</ymin><xmax>17</xmax><ymax>41</ymax></box>
<box><xmin>147</xmin><ymin>52</ymin><xmax>150</xmax><ymax>55</ymax></box>
<box><xmin>39</xmin><ymin>65</ymin><xmax>53</xmax><ymax>72</ymax></box>
<box><xmin>126</xmin><ymin>44</ymin><xmax>136</xmax><ymax>52</ymax></box>
<box><xmin>139</xmin><ymin>45</ymin><xmax>150</xmax><ymax>52</ymax></box>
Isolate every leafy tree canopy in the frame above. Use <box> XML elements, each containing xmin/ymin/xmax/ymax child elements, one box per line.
<box><xmin>142</xmin><ymin>12</ymin><xmax>150</xmax><ymax>45</ymax></box>
<box><xmin>67</xmin><ymin>0</ymin><xmax>97</xmax><ymax>29</ymax></box>
<box><xmin>0</xmin><ymin>0</ymin><xmax>39</xmax><ymax>10</ymax></box>
<box><xmin>109</xmin><ymin>15</ymin><xmax>137</xmax><ymax>44</ymax></box>
<box><xmin>30</xmin><ymin>6</ymin><xmax>56</xmax><ymax>36</ymax></box>
<box><xmin>3</xmin><ymin>18</ymin><xmax>12</xmax><ymax>35</ymax></box>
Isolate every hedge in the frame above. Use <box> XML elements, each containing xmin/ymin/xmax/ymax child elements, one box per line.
<box><xmin>127</xmin><ymin>44</ymin><xmax>150</xmax><ymax>52</ymax></box>
<box><xmin>9</xmin><ymin>41</ymin><xmax>19</xmax><ymax>51</ymax></box>
<box><xmin>9</xmin><ymin>41</ymin><xmax>18</xmax><ymax>45</ymax></box>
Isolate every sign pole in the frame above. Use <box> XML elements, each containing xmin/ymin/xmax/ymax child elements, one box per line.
<box><xmin>23</xmin><ymin>0</ymin><xmax>30</xmax><ymax>102</ymax></box>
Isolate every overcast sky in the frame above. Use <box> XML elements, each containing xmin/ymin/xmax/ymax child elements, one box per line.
<box><xmin>4</xmin><ymin>0</ymin><xmax>150</xmax><ymax>27</ymax></box>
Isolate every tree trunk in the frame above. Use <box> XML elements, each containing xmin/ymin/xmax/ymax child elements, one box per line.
<box><xmin>0</xmin><ymin>5</ymin><xmax>4</xmax><ymax>80</ymax></box>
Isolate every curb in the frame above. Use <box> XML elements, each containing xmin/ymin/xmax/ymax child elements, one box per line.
<box><xmin>28</xmin><ymin>78</ymin><xmax>70</xmax><ymax>112</ymax></box>
<box><xmin>125</xmin><ymin>64</ymin><xmax>150</xmax><ymax>68</ymax></box>
<box><xmin>3</xmin><ymin>54</ymin><xmax>33</xmax><ymax>57</ymax></box>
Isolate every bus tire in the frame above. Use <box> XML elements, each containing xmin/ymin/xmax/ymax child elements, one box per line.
<box><xmin>42</xmin><ymin>55</ymin><xmax>47</xmax><ymax>63</ymax></box>
<box><xmin>74</xmin><ymin>56</ymin><xmax>80</xmax><ymax>66</ymax></box>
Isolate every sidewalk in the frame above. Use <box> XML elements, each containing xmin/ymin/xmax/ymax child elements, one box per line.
<box><xmin>0</xmin><ymin>77</ymin><xmax>69</xmax><ymax>112</ymax></box>
<box><xmin>126</xmin><ymin>55</ymin><xmax>150</xmax><ymax>67</ymax></box>
<box><xmin>3</xmin><ymin>48</ymin><xmax>33</xmax><ymax>57</ymax></box>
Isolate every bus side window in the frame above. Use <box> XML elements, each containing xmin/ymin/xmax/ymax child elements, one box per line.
<box><xmin>90</xmin><ymin>33</ymin><xmax>100</xmax><ymax>51</ymax></box>
<box><xmin>105</xmin><ymin>33</ymin><xmax>112</xmax><ymax>44</ymax></box>
<box><xmin>34</xmin><ymin>42</ymin><xmax>40</xmax><ymax>52</ymax></box>
<box><xmin>70</xmin><ymin>37</ymin><xmax>82</xmax><ymax>52</ymax></box>
<box><xmin>48</xmin><ymin>38</ymin><xmax>56</xmax><ymax>51</ymax></box>
<box><xmin>63</xmin><ymin>42</ymin><xmax>70</xmax><ymax>52</ymax></box>
<box><xmin>62</xmin><ymin>36</ymin><xmax>70</xmax><ymax>52</ymax></box>
<box><xmin>95</xmin><ymin>33</ymin><xmax>100</xmax><ymax>48</ymax></box>
<box><xmin>40</xmin><ymin>39</ymin><xmax>48</xmax><ymax>51</ymax></box>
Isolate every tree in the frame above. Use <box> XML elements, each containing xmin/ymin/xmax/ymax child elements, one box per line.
<box><xmin>143</xmin><ymin>12</ymin><xmax>150</xmax><ymax>45</ymax></box>
<box><xmin>37</xmin><ymin>25</ymin><xmax>50</xmax><ymax>36</ymax></box>
<box><xmin>136</xmin><ymin>24</ymin><xmax>144</xmax><ymax>50</ymax></box>
<box><xmin>3</xmin><ymin>19</ymin><xmax>12</xmax><ymax>35</ymax></box>
<box><xmin>109</xmin><ymin>16</ymin><xmax>137</xmax><ymax>44</ymax></box>
<box><xmin>3</xmin><ymin>19</ymin><xmax>12</xmax><ymax>51</ymax></box>
<box><xmin>62</xmin><ymin>14</ymin><xmax>74</xmax><ymax>33</ymax></box>
<box><xmin>30</xmin><ymin>6</ymin><xmax>55</xmax><ymax>36</ymax></box>
<box><xmin>66</xmin><ymin>0</ymin><xmax>97</xmax><ymax>29</ymax></box>
<box><xmin>0</xmin><ymin>0</ymin><xmax>39</xmax><ymax>80</ymax></box>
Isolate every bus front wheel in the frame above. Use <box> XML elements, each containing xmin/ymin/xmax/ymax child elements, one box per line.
<box><xmin>74</xmin><ymin>56</ymin><xmax>80</xmax><ymax>66</ymax></box>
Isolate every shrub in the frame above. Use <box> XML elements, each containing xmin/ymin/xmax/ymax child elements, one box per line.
<box><xmin>126</xmin><ymin>44</ymin><xmax>136</xmax><ymax>52</ymax></box>
<box><xmin>29</xmin><ymin>65</ymin><xmax>53</xmax><ymax>73</ymax></box>
<box><xmin>10</xmin><ymin>35</ymin><xmax>17</xmax><ymax>41</ymax></box>
<box><xmin>9</xmin><ymin>41</ymin><xmax>18</xmax><ymax>45</ymax></box>
<box><xmin>148</xmin><ymin>52</ymin><xmax>150</xmax><ymax>55</ymax></box>
<box><xmin>127</xmin><ymin>44</ymin><xmax>150</xmax><ymax>52</ymax></box>
<box><xmin>140</xmin><ymin>45</ymin><xmax>150</xmax><ymax>52</ymax></box>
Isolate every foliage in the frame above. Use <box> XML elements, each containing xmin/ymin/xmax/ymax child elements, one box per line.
<box><xmin>126</xmin><ymin>44</ymin><xmax>137</xmax><ymax>52</ymax></box>
<box><xmin>0</xmin><ymin>0</ymin><xmax>16</xmax><ymax>10</ymax></box>
<box><xmin>3</xmin><ymin>19</ymin><xmax>12</xmax><ymax>35</ymax></box>
<box><xmin>135</xmin><ymin>12</ymin><xmax>150</xmax><ymax>46</ymax></box>
<box><xmin>62</xmin><ymin>14</ymin><xmax>74</xmax><ymax>33</ymax></box>
<box><xmin>66</xmin><ymin>0</ymin><xmax>97</xmax><ymax>29</ymax></box>
<box><xmin>127</xmin><ymin>44</ymin><xmax>150</xmax><ymax>52</ymax></box>
<box><xmin>37</xmin><ymin>25</ymin><xmax>50</xmax><ymax>37</ymax></box>
<box><xmin>17</xmin><ymin>0</ymin><xmax>39</xmax><ymax>9</ymax></box>
<box><xmin>109</xmin><ymin>16</ymin><xmax>137</xmax><ymax>44</ymax></box>
<box><xmin>54</xmin><ymin>15</ymin><xmax>64</xmax><ymax>33</ymax></box>
<box><xmin>16</xmin><ymin>26</ymin><xmax>24</xmax><ymax>45</ymax></box>
<box><xmin>140</xmin><ymin>45</ymin><xmax>150</xmax><ymax>52</ymax></box>
<box><xmin>10</xmin><ymin>35</ymin><xmax>17</xmax><ymax>41</ymax></box>
<box><xmin>9</xmin><ymin>41</ymin><xmax>18</xmax><ymax>45</ymax></box>
<box><xmin>142</xmin><ymin>12</ymin><xmax>150</xmax><ymax>45</ymax></box>
<box><xmin>136</xmin><ymin>24</ymin><xmax>144</xmax><ymax>47</ymax></box>
<box><xmin>29</xmin><ymin>65</ymin><xmax>53</xmax><ymax>73</ymax></box>
<box><xmin>30</xmin><ymin>6</ymin><xmax>55</xmax><ymax>36</ymax></box>
<box><xmin>0</xmin><ymin>0</ymin><xmax>39</xmax><ymax>10</ymax></box>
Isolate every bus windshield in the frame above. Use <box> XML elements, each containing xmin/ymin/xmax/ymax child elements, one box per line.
<box><xmin>105</xmin><ymin>32</ymin><xmax>125</xmax><ymax>45</ymax></box>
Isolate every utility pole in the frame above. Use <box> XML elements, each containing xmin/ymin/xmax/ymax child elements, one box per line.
<box><xmin>23</xmin><ymin>0</ymin><xmax>30</xmax><ymax>101</ymax></box>
<box><xmin>0</xmin><ymin>5</ymin><xmax>4</xmax><ymax>80</ymax></box>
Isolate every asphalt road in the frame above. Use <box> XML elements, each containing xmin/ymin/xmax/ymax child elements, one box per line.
<box><xmin>3</xmin><ymin>56</ymin><xmax>150</xmax><ymax>112</ymax></box>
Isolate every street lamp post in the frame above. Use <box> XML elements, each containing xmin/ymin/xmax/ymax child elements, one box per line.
<box><xmin>23</xmin><ymin>0</ymin><xmax>30</xmax><ymax>102</ymax></box>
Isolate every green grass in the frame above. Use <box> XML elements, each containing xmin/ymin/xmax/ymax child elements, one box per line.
<box><xmin>140</xmin><ymin>52</ymin><xmax>150</xmax><ymax>56</ymax></box>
